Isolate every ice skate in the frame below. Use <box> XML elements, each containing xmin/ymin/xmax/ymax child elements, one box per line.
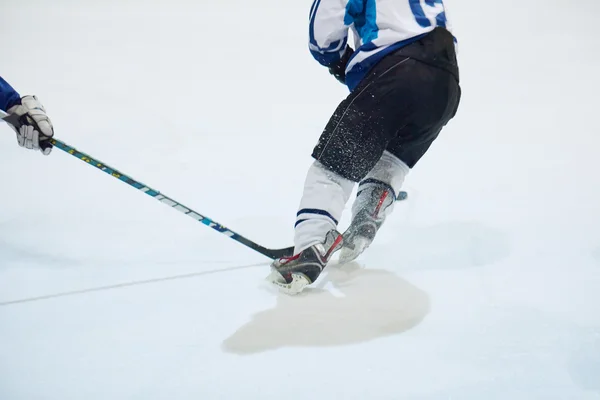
<box><xmin>267</xmin><ymin>230</ymin><xmax>343</xmax><ymax>295</ymax></box>
<box><xmin>339</xmin><ymin>182</ymin><xmax>396</xmax><ymax>264</ymax></box>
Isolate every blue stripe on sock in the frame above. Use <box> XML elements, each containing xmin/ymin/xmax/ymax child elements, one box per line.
<box><xmin>294</xmin><ymin>219</ymin><xmax>308</xmax><ymax>228</ymax></box>
<box><xmin>296</xmin><ymin>208</ymin><xmax>339</xmax><ymax>225</ymax></box>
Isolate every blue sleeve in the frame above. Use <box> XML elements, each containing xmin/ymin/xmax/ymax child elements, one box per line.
<box><xmin>0</xmin><ymin>76</ymin><xmax>21</xmax><ymax>112</ymax></box>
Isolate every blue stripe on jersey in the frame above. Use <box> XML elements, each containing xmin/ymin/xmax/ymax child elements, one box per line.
<box><xmin>309</xmin><ymin>0</ymin><xmax>319</xmax><ymax>20</ymax></box>
<box><xmin>410</xmin><ymin>0</ymin><xmax>446</xmax><ymax>28</ymax></box>
<box><xmin>345</xmin><ymin>0</ymin><xmax>378</xmax><ymax>44</ymax></box>
<box><xmin>410</xmin><ymin>0</ymin><xmax>431</xmax><ymax>28</ymax></box>
<box><xmin>436</xmin><ymin>11</ymin><xmax>447</xmax><ymax>28</ymax></box>
<box><xmin>309</xmin><ymin>0</ymin><xmax>347</xmax><ymax>66</ymax></box>
<box><xmin>308</xmin><ymin>0</ymin><xmax>323</xmax><ymax>50</ymax></box>
<box><xmin>345</xmin><ymin>33</ymin><xmax>427</xmax><ymax>91</ymax></box>
<box><xmin>0</xmin><ymin>76</ymin><xmax>21</xmax><ymax>112</ymax></box>
<box><xmin>309</xmin><ymin>39</ymin><xmax>347</xmax><ymax>66</ymax></box>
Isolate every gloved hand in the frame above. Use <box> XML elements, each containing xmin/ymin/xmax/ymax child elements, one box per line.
<box><xmin>328</xmin><ymin>45</ymin><xmax>354</xmax><ymax>85</ymax></box>
<box><xmin>7</xmin><ymin>95</ymin><xmax>54</xmax><ymax>155</ymax></box>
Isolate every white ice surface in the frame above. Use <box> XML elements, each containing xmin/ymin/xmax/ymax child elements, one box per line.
<box><xmin>1</xmin><ymin>0</ymin><xmax>600</xmax><ymax>399</ymax></box>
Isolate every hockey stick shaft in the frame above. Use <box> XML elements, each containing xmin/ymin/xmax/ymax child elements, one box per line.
<box><xmin>1</xmin><ymin>110</ymin><xmax>293</xmax><ymax>260</ymax></box>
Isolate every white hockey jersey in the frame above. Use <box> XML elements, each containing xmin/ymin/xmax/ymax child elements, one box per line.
<box><xmin>309</xmin><ymin>0</ymin><xmax>455</xmax><ymax>90</ymax></box>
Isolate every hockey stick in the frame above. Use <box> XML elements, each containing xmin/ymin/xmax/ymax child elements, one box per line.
<box><xmin>0</xmin><ymin>109</ymin><xmax>294</xmax><ymax>260</ymax></box>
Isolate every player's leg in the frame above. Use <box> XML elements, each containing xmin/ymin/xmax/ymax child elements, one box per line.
<box><xmin>339</xmin><ymin>151</ymin><xmax>410</xmax><ymax>263</ymax></box>
<box><xmin>269</xmin><ymin>29</ymin><xmax>461</xmax><ymax>291</ymax></box>
<box><xmin>340</xmin><ymin>53</ymin><xmax>461</xmax><ymax>262</ymax></box>
<box><xmin>268</xmin><ymin>68</ymin><xmax>406</xmax><ymax>293</ymax></box>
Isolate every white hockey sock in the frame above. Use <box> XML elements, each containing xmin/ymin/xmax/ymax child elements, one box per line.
<box><xmin>361</xmin><ymin>151</ymin><xmax>410</xmax><ymax>196</ymax></box>
<box><xmin>294</xmin><ymin>161</ymin><xmax>354</xmax><ymax>254</ymax></box>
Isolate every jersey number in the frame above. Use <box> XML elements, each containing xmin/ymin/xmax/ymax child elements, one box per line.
<box><xmin>409</xmin><ymin>0</ymin><xmax>447</xmax><ymax>28</ymax></box>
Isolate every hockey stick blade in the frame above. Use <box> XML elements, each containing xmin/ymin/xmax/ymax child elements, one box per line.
<box><xmin>1</xmin><ymin>110</ymin><xmax>294</xmax><ymax>260</ymax></box>
<box><xmin>259</xmin><ymin>246</ymin><xmax>294</xmax><ymax>260</ymax></box>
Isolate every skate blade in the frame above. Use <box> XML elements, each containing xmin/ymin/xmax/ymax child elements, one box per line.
<box><xmin>338</xmin><ymin>237</ymin><xmax>371</xmax><ymax>264</ymax></box>
<box><xmin>266</xmin><ymin>270</ymin><xmax>311</xmax><ymax>295</ymax></box>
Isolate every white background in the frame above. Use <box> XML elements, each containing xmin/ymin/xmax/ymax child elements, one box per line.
<box><xmin>1</xmin><ymin>0</ymin><xmax>599</xmax><ymax>398</ymax></box>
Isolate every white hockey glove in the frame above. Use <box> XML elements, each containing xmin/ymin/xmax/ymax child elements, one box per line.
<box><xmin>6</xmin><ymin>95</ymin><xmax>54</xmax><ymax>155</ymax></box>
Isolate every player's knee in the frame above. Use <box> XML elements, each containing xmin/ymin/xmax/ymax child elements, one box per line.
<box><xmin>311</xmin><ymin>144</ymin><xmax>384</xmax><ymax>182</ymax></box>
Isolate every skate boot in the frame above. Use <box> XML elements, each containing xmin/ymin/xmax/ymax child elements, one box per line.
<box><xmin>267</xmin><ymin>230</ymin><xmax>343</xmax><ymax>295</ymax></box>
<box><xmin>339</xmin><ymin>181</ymin><xmax>396</xmax><ymax>264</ymax></box>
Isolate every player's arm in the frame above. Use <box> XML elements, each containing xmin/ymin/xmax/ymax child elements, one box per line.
<box><xmin>308</xmin><ymin>0</ymin><xmax>354</xmax><ymax>83</ymax></box>
<box><xmin>0</xmin><ymin>76</ymin><xmax>21</xmax><ymax>112</ymax></box>
<box><xmin>1</xmin><ymin>75</ymin><xmax>54</xmax><ymax>155</ymax></box>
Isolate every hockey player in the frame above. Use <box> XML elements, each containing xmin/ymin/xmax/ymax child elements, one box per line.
<box><xmin>268</xmin><ymin>0</ymin><xmax>461</xmax><ymax>294</ymax></box>
<box><xmin>1</xmin><ymin>76</ymin><xmax>54</xmax><ymax>155</ymax></box>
